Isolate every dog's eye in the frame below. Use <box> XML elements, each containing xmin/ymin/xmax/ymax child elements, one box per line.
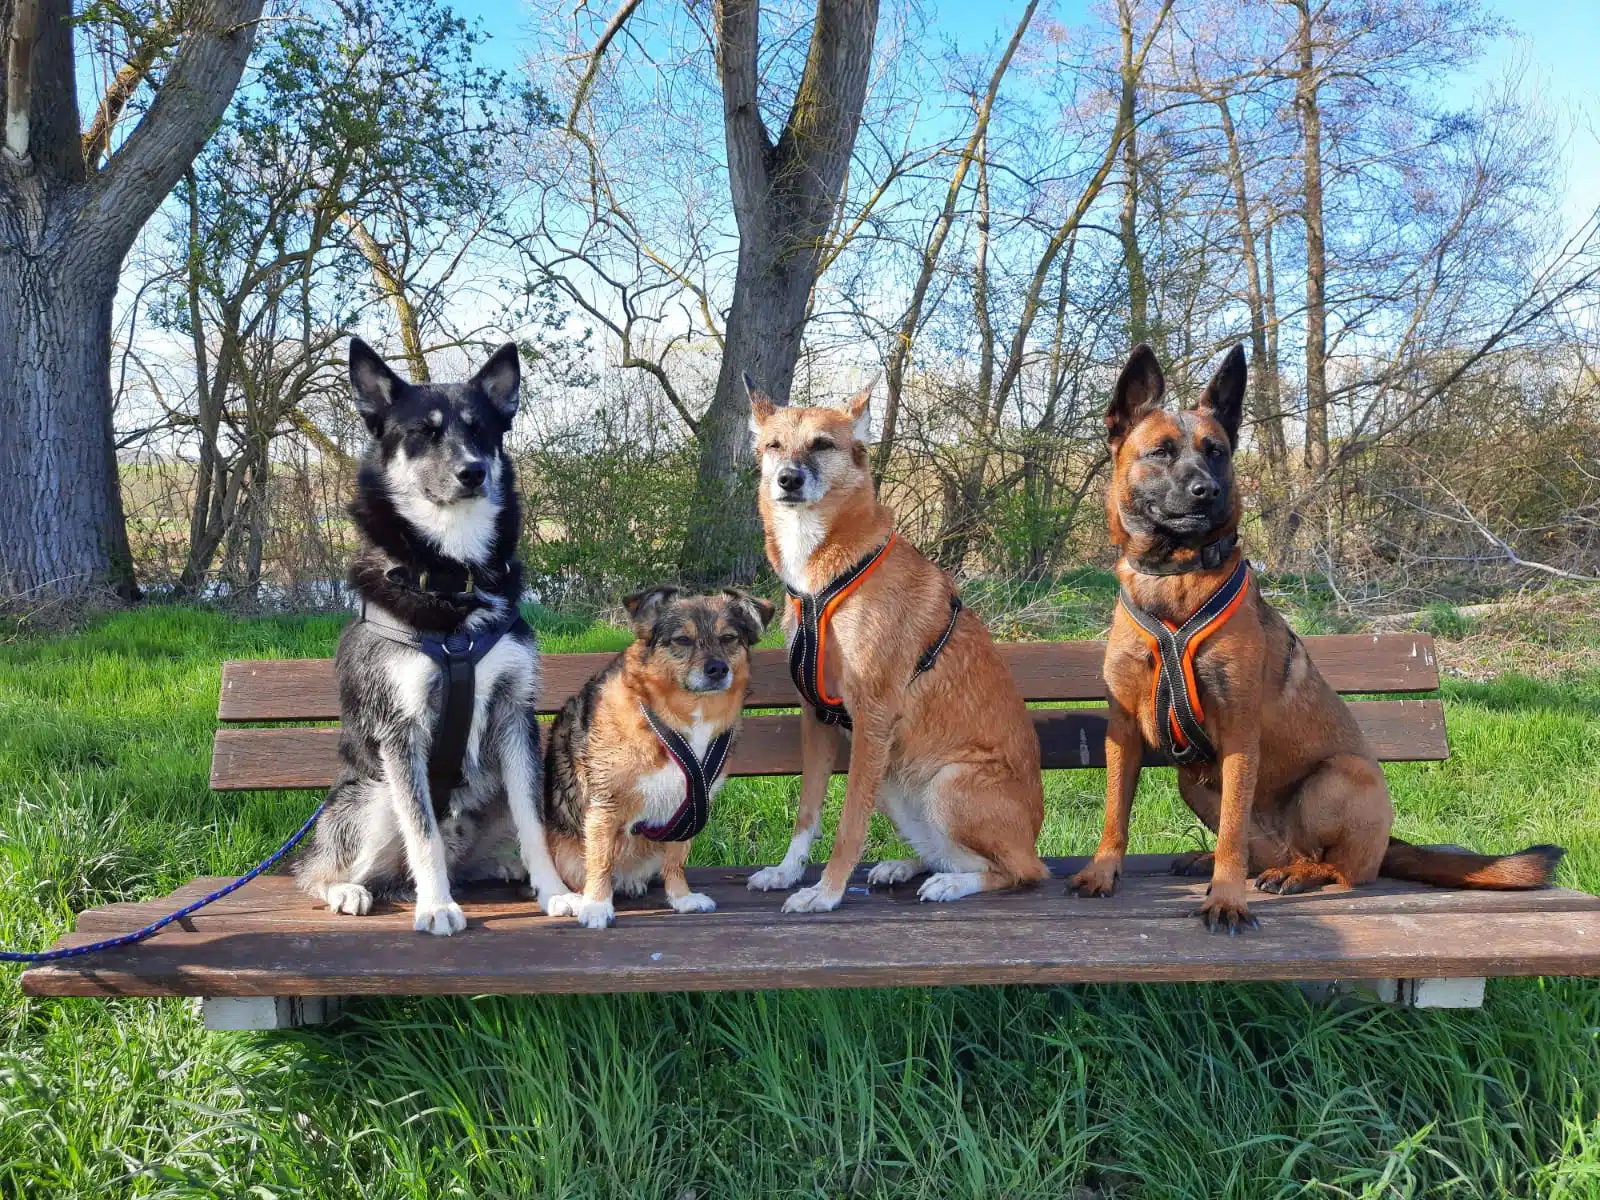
<box><xmin>719</xmin><ymin>632</ymin><xmax>740</xmax><ymax>646</ymax></box>
<box><xmin>764</xmin><ymin>441</ymin><xmax>781</xmax><ymax>454</ymax></box>
<box><xmin>1206</xmin><ymin>443</ymin><xmax>1227</xmax><ymax>460</ymax></box>
<box><xmin>1145</xmin><ymin>444</ymin><xmax>1173</xmax><ymax>461</ymax></box>
<box><xmin>671</xmin><ymin>635</ymin><xmax>695</xmax><ymax>648</ymax></box>
<box><xmin>809</xmin><ymin>437</ymin><xmax>835</xmax><ymax>453</ymax></box>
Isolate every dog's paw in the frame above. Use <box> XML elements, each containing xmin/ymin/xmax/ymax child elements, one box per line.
<box><xmin>540</xmin><ymin>890</ymin><xmax>583</xmax><ymax>917</ymax></box>
<box><xmin>1193</xmin><ymin>891</ymin><xmax>1258</xmax><ymax>936</ymax></box>
<box><xmin>781</xmin><ymin>884</ymin><xmax>842</xmax><ymax>914</ymax></box>
<box><xmin>326</xmin><ymin>883</ymin><xmax>372</xmax><ymax>916</ymax></box>
<box><xmin>613</xmin><ymin>875</ymin><xmax>651</xmax><ymax>898</ymax></box>
<box><xmin>1170</xmin><ymin>851</ymin><xmax>1216</xmax><ymax>878</ymax></box>
<box><xmin>866</xmin><ymin>858</ymin><xmax>924</xmax><ymax>888</ymax></box>
<box><xmin>917</xmin><ymin>872</ymin><xmax>983</xmax><ymax>903</ymax></box>
<box><xmin>1066</xmin><ymin>860</ymin><xmax>1120</xmax><ymax>898</ymax></box>
<box><xmin>574</xmin><ymin>897</ymin><xmax>616</xmax><ymax>930</ymax></box>
<box><xmin>748</xmin><ymin>862</ymin><xmax>804</xmax><ymax>892</ymax></box>
<box><xmin>413</xmin><ymin>899</ymin><xmax>467</xmax><ymax>936</ymax></box>
<box><xmin>670</xmin><ymin>892</ymin><xmax>717</xmax><ymax>915</ymax></box>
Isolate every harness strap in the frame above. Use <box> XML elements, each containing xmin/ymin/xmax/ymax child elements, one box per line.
<box><xmin>913</xmin><ymin>594</ymin><xmax>963</xmax><ymax>682</ymax></box>
<box><xmin>360</xmin><ymin>604</ymin><xmax>531</xmax><ymax>809</ymax></box>
<box><xmin>1118</xmin><ymin>559</ymin><xmax>1250</xmax><ymax>765</ymax></box>
<box><xmin>786</xmin><ymin>535</ymin><xmax>964</xmax><ymax>729</ymax></box>
<box><xmin>634</xmin><ymin>705</ymin><xmax>733</xmax><ymax>842</ymax></box>
<box><xmin>786</xmin><ymin>535</ymin><xmax>898</xmax><ymax>729</ymax></box>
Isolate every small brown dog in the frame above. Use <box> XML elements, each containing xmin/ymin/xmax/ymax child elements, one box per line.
<box><xmin>1068</xmin><ymin>344</ymin><xmax>1563</xmax><ymax>931</ymax></box>
<box><xmin>542</xmin><ymin>587</ymin><xmax>774</xmax><ymax>929</ymax></box>
<box><xmin>745</xmin><ymin>375</ymin><xmax>1049</xmax><ymax>912</ymax></box>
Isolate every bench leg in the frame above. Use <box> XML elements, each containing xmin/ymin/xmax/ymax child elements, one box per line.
<box><xmin>1296</xmin><ymin>977</ymin><xmax>1486</xmax><ymax>1010</ymax></box>
<box><xmin>195</xmin><ymin>996</ymin><xmax>345</xmax><ymax>1030</ymax></box>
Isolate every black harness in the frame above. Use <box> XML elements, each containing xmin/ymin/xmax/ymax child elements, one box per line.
<box><xmin>786</xmin><ymin>534</ymin><xmax>963</xmax><ymax>730</ymax></box>
<box><xmin>633</xmin><ymin>705</ymin><xmax>733</xmax><ymax>842</ymax></box>
<box><xmin>359</xmin><ymin>564</ymin><xmax>530</xmax><ymax>809</ymax></box>
<box><xmin>1118</xmin><ymin>557</ymin><xmax>1249</xmax><ymax>766</ymax></box>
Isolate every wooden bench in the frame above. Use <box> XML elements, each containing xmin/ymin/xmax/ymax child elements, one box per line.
<box><xmin>23</xmin><ymin>632</ymin><xmax>1600</xmax><ymax>1025</ymax></box>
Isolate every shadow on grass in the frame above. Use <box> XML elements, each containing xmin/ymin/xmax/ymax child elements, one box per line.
<box><xmin>1443</xmin><ymin>673</ymin><xmax>1600</xmax><ymax>720</ymax></box>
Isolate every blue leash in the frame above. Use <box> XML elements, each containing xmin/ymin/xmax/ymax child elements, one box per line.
<box><xmin>0</xmin><ymin>798</ymin><xmax>328</xmax><ymax>964</ymax></box>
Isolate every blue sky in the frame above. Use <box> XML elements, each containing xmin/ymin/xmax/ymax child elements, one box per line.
<box><xmin>452</xmin><ymin>0</ymin><xmax>1597</xmax><ymax>228</ymax></box>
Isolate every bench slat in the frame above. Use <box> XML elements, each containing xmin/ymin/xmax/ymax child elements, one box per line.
<box><xmin>217</xmin><ymin>634</ymin><xmax>1440</xmax><ymax>721</ymax></box>
<box><xmin>208</xmin><ymin>700</ymin><xmax>1449</xmax><ymax>791</ymax></box>
<box><xmin>23</xmin><ymin>905</ymin><xmax>1600</xmax><ymax>998</ymax></box>
<box><xmin>68</xmin><ymin>866</ymin><xmax>1600</xmax><ymax>935</ymax></box>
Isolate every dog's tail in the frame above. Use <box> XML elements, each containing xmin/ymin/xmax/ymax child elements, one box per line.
<box><xmin>1379</xmin><ymin>838</ymin><xmax>1564</xmax><ymax>890</ymax></box>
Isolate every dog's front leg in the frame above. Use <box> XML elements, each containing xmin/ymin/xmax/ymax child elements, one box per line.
<box><xmin>558</xmin><ymin>802</ymin><xmax>622</xmax><ymax>929</ymax></box>
<box><xmin>748</xmin><ymin>706</ymin><xmax>839</xmax><ymax>892</ymax></box>
<box><xmin>783</xmin><ymin>708</ymin><xmax>891</xmax><ymax>914</ymax></box>
<box><xmin>379</xmin><ymin>743</ymin><xmax>466</xmax><ymax>936</ymax></box>
<box><xmin>662</xmin><ymin>841</ymin><xmax>716</xmax><ymax>914</ymax></box>
<box><xmin>1194</xmin><ymin>737</ymin><xmax>1260</xmax><ymax>934</ymax></box>
<box><xmin>497</xmin><ymin>710</ymin><xmax>578</xmax><ymax>914</ymax></box>
<box><xmin>1067</xmin><ymin>698</ymin><xmax>1143</xmax><ymax>898</ymax></box>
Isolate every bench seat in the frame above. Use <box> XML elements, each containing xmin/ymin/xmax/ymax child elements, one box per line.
<box><xmin>23</xmin><ymin>859</ymin><xmax>1600</xmax><ymax>997</ymax></box>
<box><xmin>24</xmin><ymin>630</ymin><xmax>1600</xmax><ymax>1007</ymax></box>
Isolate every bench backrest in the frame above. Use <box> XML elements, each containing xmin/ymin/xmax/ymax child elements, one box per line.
<box><xmin>210</xmin><ymin>634</ymin><xmax>1444</xmax><ymax>792</ymax></box>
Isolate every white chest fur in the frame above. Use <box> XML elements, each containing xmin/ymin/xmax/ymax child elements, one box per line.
<box><xmin>769</xmin><ymin>505</ymin><xmax>827</xmax><ymax>592</ymax></box>
<box><xmin>634</xmin><ymin>708</ymin><xmax>728</xmax><ymax>827</ymax></box>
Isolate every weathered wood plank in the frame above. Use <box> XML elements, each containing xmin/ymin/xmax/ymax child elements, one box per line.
<box><xmin>208</xmin><ymin>700</ymin><xmax>1450</xmax><ymax>791</ymax></box>
<box><xmin>68</xmin><ymin>863</ymin><xmax>1600</xmax><ymax>936</ymax></box>
<box><xmin>23</xmin><ymin>908</ymin><xmax>1600</xmax><ymax>997</ymax></box>
<box><xmin>216</xmin><ymin>634</ymin><xmax>1441</xmax><ymax>721</ymax></box>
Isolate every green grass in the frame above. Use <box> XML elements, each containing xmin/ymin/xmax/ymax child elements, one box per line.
<box><xmin>2</xmin><ymin>606</ymin><xmax>1599</xmax><ymax>1197</ymax></box>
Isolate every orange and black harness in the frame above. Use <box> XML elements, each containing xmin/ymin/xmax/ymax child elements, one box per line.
<box><xmin>1118</xmin><ymin>557</ymin><xmax>1250</xmax><ymax>765</ymax></box>
<box><xmin>786</xmin><ymin>533</ymin><xmax>962</xmax><ymax>730</ymax></box>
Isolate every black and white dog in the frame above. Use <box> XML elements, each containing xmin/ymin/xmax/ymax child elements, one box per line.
<box><xmin>293</xmin><ymin>338</ymin><xmax>573</xmax><ymax>934</ymax></box>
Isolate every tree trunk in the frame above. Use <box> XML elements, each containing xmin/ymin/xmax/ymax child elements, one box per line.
<box><xmin>0</xmin><ymin>234</ymin><xmax>137</xmax><ymax>598</ymax></box>
<box><xmin>1293</xmin><ymin>0</ymin><xmax>1329</xmax><ymax>475</ymax></box>
<box><xmin>1</xmin><ymin>0</ymin><xmax>265</xmax><ymax>601</ymax></box>
<box><xmin>681</xmin><ymin>0</ymin><xmax>880</xmax><ymax>585</ymax></box>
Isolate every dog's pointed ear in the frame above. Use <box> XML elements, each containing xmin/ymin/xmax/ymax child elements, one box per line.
<box><xmin>471</xmin><ymin>342</ymin><xmax>522</xmax><ymax>422</ymax></box>
<box><xmin>349</xmin><ymin>337</ymin><xmax>404</xmax><ymax>435</ymax></box>
<box><xmin>623</xmin><ymin>585</ymin><xmax>680</xmax><ymax>639</ymax></box>
<box><xmin>1195</xmin><ymin>343</ymin><xmax>1247</xmax><ymax>447</ymax></box>
<box><xmin>745</xmin><ymin>371</ymin><xmax>778</xmax><ymax>440</ymax></box>
<box><xmin>843</xmin><ymin>376</ymin><xmax>876</xmax><ymax>443</ymax></box>
<box><xmin>723</xmin><ymin>587</ymin><xmax>776</xmax><ymax>643</ymax></box>
<box><xmin>1106</xmin><ymin>344</ymin><xmax>1167</xmax><ymax>449</ymax></box>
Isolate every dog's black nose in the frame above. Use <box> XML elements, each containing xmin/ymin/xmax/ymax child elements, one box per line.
<box><xmin>458</xmin><ymin>462</ymin><xmax>487</xmax><ymax>489</ymax></box>
<box><xmin>776</xmin><ymin>465</ymin><xmax>805</xmax><ymax>493</ymax></box>
<box><xmin>1188</xmin><ymin>477</ymin><xmax>1219</xmax><ymax>501</ymax></box>
<box><xmin>704</xmin><ymin>658</ymin><xmax>730</xmax><ymax>681</ymax></box>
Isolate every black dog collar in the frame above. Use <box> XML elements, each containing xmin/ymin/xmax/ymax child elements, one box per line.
<box><xmin>1124</xmin><ymin>532</ymin><xmax>1240</xmax><ymax>577</ymax></box>
<box><xmin>385</xmin><ymin>563</ymin><xmax>478</xmax><ymax>599</ymax></box>
<box><xmin>633</xmin><ymin>705</ymin><xmax>733</xmax><ymax>843</ymax></box>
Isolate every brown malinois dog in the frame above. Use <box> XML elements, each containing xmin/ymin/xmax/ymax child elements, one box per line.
<box><xmin>1067</xmin><ymin>344</ymin><xmax>1563</xmax><ymax>932</ymax></box>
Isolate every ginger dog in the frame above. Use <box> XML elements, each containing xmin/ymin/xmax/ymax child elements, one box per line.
<box><xmin>542</xmin><ymin>587</ymin><xmax>774</xmax><ymax>929</ymax></box>
<box><xmin>1067</xmin><ymin>344</ymin><xmax>1563</xmax><ymax>932</ymax></box>
<box><xmin>744</xmin><ymin>376</ymin><xmax>1049</xmax><ymax>912</ymax></box>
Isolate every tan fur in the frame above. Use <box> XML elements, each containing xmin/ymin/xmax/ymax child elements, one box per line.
<box><xmin>748</xmin><ymin>382</ymin><xmax>1049</xmax><ymax>911</ymax></box>
<box><xmin>1068</xmin><ymin>346</ymin><xmax>1562</xmax><ymax>931</ymax></box>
